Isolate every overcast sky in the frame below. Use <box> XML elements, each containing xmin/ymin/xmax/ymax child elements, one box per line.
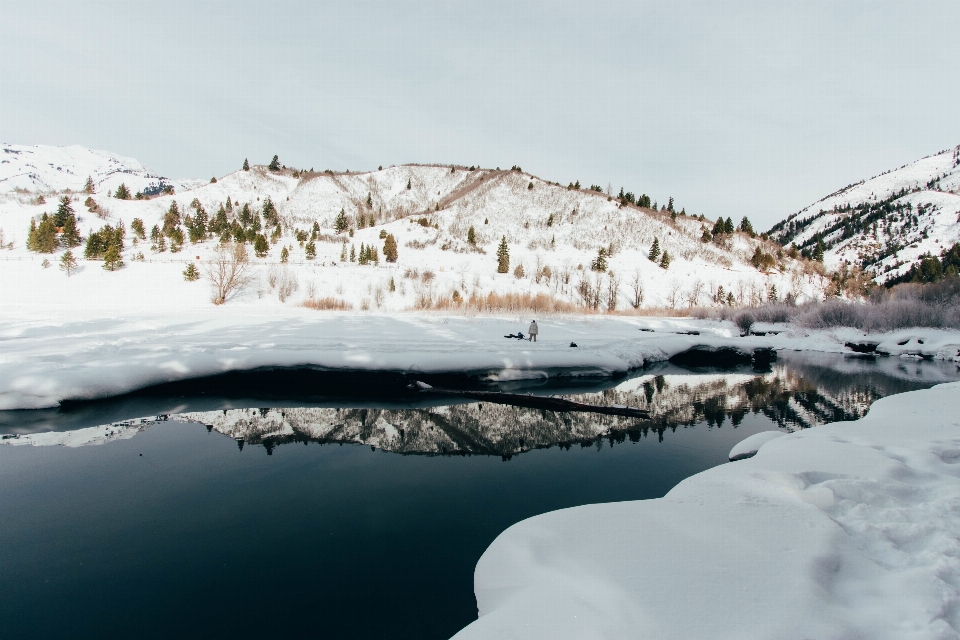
<box><xmin>1</xmin><ymin>0</ymin><xmax>957</xmax><ymax>229</ymax></box>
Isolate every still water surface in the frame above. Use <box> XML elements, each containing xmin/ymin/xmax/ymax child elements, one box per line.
<box><xmin>1</xmin><ymin>352</ymin><xmax>958</xmax><ymax>639</ymax></box>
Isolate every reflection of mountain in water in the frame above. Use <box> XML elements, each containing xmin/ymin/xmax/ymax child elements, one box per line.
<box><xmin>175</xmin><ymin>354</ymin><xmax>930</xmax><ymax>457</ymax></box>
<box><xmin>6</xmin><ymin>352</ymin><xmax>957</xmax><ymax>455</ymax></box>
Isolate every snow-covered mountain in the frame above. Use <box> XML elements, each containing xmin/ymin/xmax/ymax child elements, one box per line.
<box><xmin>0</xmin><ymin>146</ymin><xmax>825</xmax><ymax>314</ymax></box>
<box><xmin>769</xmin><ymin>145</ymin><xmax>960</xmax><ymax>282</ymax></box>
<box><xmin>0</xmin><ymin>143</ymin><xmax>203</xmax><ymax>195</ymax></box>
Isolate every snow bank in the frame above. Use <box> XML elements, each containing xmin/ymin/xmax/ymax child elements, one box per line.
<box><xmin>453</xmin><ymin>381</ymin><xmax>960</xmax><ymax>640</ymax></box>
<box><xmin>727</xmin><ymin>430</ymin><xmax>783</xmax><ymax>460</ymax></box>
<box><xmin>0</xmin><ymin>312</ymin><xmax>754</xmax><ymax>410</ymax></box>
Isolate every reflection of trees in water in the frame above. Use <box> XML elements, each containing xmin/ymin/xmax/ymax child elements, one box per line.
<box><xmin>175</xmin><ymin>360</ymin><xmax>905</xmax><ymax>457</ymax></box>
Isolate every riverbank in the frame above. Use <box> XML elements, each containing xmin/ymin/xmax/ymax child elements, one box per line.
<box><xmin>2</xmin><ymin>310</ymin><xmax>960</xmax><ymax>410</ymax></box>
<box><xmin>453</xmin><ymin>380</ymin><xmax>960</xmax><ymax>639</ymax></box>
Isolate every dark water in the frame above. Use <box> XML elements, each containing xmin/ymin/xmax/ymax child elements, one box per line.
<box><xmin>1</xmin><ymin>352</ymin><xmax>958</xmax><ymax>640</ymax></box>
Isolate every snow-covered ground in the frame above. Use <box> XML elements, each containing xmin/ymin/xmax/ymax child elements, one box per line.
<box><xmin>452</xmin><ymin>380</ymin><xmax>960</xmax><ymax>639</ymax></box>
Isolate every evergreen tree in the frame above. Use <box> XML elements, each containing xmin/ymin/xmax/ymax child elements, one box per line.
<box><xmin>280</xmin><ymin>246</ymin><xmax>289</xmax><ymax>263</ymax></box>
<box><xmin>83</xmin><ymin>176</ymin><xmax>95</xmax><ymax>193</ymax></box>
<box><xmin>406</xmin><ymin>178</ymin><xmax>411</xmax><ymax>190</ymax></box>
<box><xmin>305</xmin><ymin>241</ymin><xmax>317</xmax><ymax>260</ymax></box>
<box><xmin>225</xmin><ymin>197</ymin><xmax>233</xmax><ymax>212</ymax></box>
<box><xmin>366</xmin><ymin>193</ymin><xmax>372</xmax><ymax>207</ymax></box>
<box><xmin>115</xmin><ymin>183</ymin><xmax>131</xmax><ymax>200</ymax></box>
<box><xmin>239</xmin><ymin>203</ymin><xmax>252</xmax><ymax>227</ymax></box>
<box><xmin>271</xmin><ymin>224</ymin><xmax>281</xmax><ymax>243</ymax></box>
<box><xmin>700</xmin><ymin>226</ymin><xmax>712</xmax><ymax>243</ymax></box>
<box><xmin>496</xmin><ymin>236</ymin><xmax>510</xmax><ymax>273</ymax></box>
<box><xmin>339</xmin><ymin>243</ymin><xmax>347</xmax><ymax>261</ymax></box>
<box><xmin>349</xmin><ymin>244</ymin><xmax>356</xmax><ymax>262</ymax></box>
<box><xmin>648</xmin><ymin>237</ymin><xmax>661</xmax><ymax>262</ymax></box>
<box><xmin>813</xmin><ymin>239</ymin><xmax>825</xmax><ymax>262</ymax></box>
<box><xmin>547</xmin><ymin>213</ymin><xmax>554</xmax><ymax>227</ymax></box>
<box><xmin>268</xmin><ymin>155</ymin><xmax>281</xmax><ymax>171</ymax></box>
<box><xmin>243</xmin><ymin>158</ymin><xmax>250</xmax><ymax>171</ymax></box>
<box><xmin>383</xmin><ymin>234</ymin><xmax>398</xmax><ymax>262</ymax></box>
<box><xmin>335</xmin><ymin>208</ymin><xmax>349</xmax><ymax>234</ymax></box>
<box><xmin>592</xmin><ymin>247</ymin><xmax>608</xmax><ymax>272</ymax></box>
<box><xmin>711</xmin><ymin>218</ymin><xmax>725</xmax><ymax>236</ymax></box>
<box><xmin>183</xmin><ymin>263</ymin><xmax>200</xmax><ymax>281</ymax></box>
<box><xmin>667</xmin><ymin>197</ymin><xmax>674</xmax><ymax>212</ymax></box>
<box><xmin>60</xmin><ymin>214</ymin><xmax>81</xmax><ymax>248</ymax></box>
<box><xmin>358</xmin><ymin>243</ymin><xmax>367</xmax><ymax>265</ymax></box>
<box><xmin>358</xmin><ymin>215</ymin><xmax>366</xmax><ymax>229</ymax></box>
<box><xmin>262</xmin><ymin>197</ymin><xmax>278</xmax><ymax>227</ymax></box>
<box><xmin>659</xmin><ymin>250</ymin><xmax>671</xmax><ymax>269</ymax></box>
<box><xmin>54</xmin><ymin>196</ymin><xmax>74</xmax><ymax>227</ymax></box>
<box><xmin>103</xmin><ymin>244</ymin><xmax>123</xmax><ymax>270</ymax></box>
<box><xmin>467</xmin><ymin>225</ymin><xmax>477</xmax><ymax>245</ymax></box>
<box><xmin>715</xmin><ymin>285</ymin><xmax>725</xmax><ymax>304</ymax></box>
<box><xmin>723</xmin><ymin>217</ymin><xmax>734</xmax><ymax>234</ymax></box>
<box><xmin>254</xmin><ymin>234</ymin><xmax>269</xmax><ymax>257</ymax></box>
<box><xmin>163</xmin><ymin>202</ymin><xmax>181</xmax><ymax>234</ymax></box>
<box><xmin>59</xmin><ymin>250</ymin><xmax>78</xmax><ymax>276</ymax></box>
<box><xmin>131</xmin><ymin>218</ymin><xmax>146</xmax><ymax>240</ymax></box>
<box><xmin>30</xmin><ymin>217</ymin><xmax>58</xmax><ymax>253</ymax></box>
<box><xmin>26</xmin><ymin>219</ymin><xmax>38</xmax><ymax>251</ymax></box>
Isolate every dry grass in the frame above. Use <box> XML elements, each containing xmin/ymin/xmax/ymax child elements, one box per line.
<box><xmin>302</xmin><ymin>297</ymin><xmax>354</xmax><ymax>311</ymax></box>
<box><xmin>416</xmin><ymin>291</ymin><xmax>582</xmax><ymax>314</ymax></box>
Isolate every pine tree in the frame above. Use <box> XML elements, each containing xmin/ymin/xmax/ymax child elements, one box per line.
<box><xmin>339</xmin><ymin>243</ymin><xmax>347</xmax><ymax>261</ymax></box>
<box><xmin>406</xmin><ymin>178</ymin><xmax>411</xmax><ymax>190</ymax></box>
<box><xmin>358</xmin><ymin>243</ymin><xmax>367</xmax><ymax>265</ymax></box>
<box><xmin>31</xmin><ymin>218</ymin><xmax>58</xmax><ymax>253</ymax></box>
<box><xmin>59</xmin><ymin>250</ymin><xmax>78</xmax><ymax>276</ymax></box>
<box><xmin>467</xmin><ymin>226</ymin><xmax>476</xmax><ymax>245</ymax></box>
<box><xmin>163</xmin><ymin>202</ymin><xmax>181</xmax><ymax>234</ymax></box>
<box><xmin>168</xmin><ymin>228</ymin><xmax>184</xmax><ymax>253</ymax></box>
<box><xmin>243</xmin><ymin>158</ymin><xmax>250</xmax><ymax>171</ymax></box>
<box><xmin>700</xmin><ymin>226</ymin><xmax>712</xmax><ymax>243</ymax></box>
<box><xmin>183</xmin><ymin>263</ymin><xmax>200</xmax><ymax>281</ymax></box>
<box><xmin>115</xmin><ymin>183</ymin><xmax>130</xmax><ymax>200</ymax></box>
<box><xmin>335</xmin><ymin>209</ymin><xmax>349</xmax><ymax>234</ymax></box>
<box><xmin>83</xmin><ymin>176</ymin><xmax>95</xmax><ymax>193</ymax></box>
<box><xmin>711</xmin><ymin>218</ymin><xmax>725</xmax><ymax>236</ymax></box>
<box><xmin>254</xmin><ymin>234</ymin><xmax>269</xmax><ymax>257</ymax></box>
<box><xmin>349</xmin><ymin>244</ymin><xmax>356</xmax><ymax>262</ymax></box>
<box><xmin>659</xmin><ymin>250</ymin><xmax>671</xmax><ymax>269</ymax></box>
<box><xmin>738</xmin><ymin>216</ymin><xmax>755</xmax><ymax>236</ymax></box>
<box><xmin>715</xmin><ymin>285</ymin><xmax>725</xmax><ymax>304</ymax></box>
<box><xmin>724</xmin><ymin>217</ymin><xmax>734</xmax><ymax>234</ymax></box>
<box><xmin>358</xmin><ymin>215</ymin><xmax>366</xmax><ymax>229</ymax></box>
<box><xmin>305</xmin><ymin>241</ymin><xmax>316</xmax><ymax>260</ymax></box>
<box><xmin>268</xmin><ymin>155</ymin><xmax>281</xmax><ymax>171</ymax></box>
<box><xmin>648</xmin><ymin>238</ymin><xmax>661</xmax><ymax>262</ymax></box>
<box><xmin>592</xmin><ymin>247</ymin><xmax>608</xmax><ymax>272</ymax></box>
<box><xmin>26</xmin><ymin>219</ymin><xmax>38</xmax><ymax>251</ymax></box>
<box><xmin>667</xmin><ymin>197</ymin><xmax>674</xmax><ymax>212</ymax></box>
<box><xmin>261</xmin><ymin>197</ymin><xmax>278</xmax><ymax>227</ymax></box>
<box><xmin>280</xmin><ymin>246</ymin><xmax>289</xmax><ymax>263</ymax></box>
<box><xmin>103</xmin><ymin>244</ymin><xmax>123</xmax><ymax>271</ymax></box>
<box><xmin>813</xmin><ymin>239</ymin><xmax>825</xmax><ymax>262</ymax></box>
<box><xmin>497</xmin><ymin>236</ymin><xmax>510</xmax><ymax>273</ymax></box>
<box><xmin>366</xmin><ymin>193</ymin><xmax>372</xmax><ymax>207</ymax></box>
<box><xmin>131</xmin><ymin>218</ymin><xmax>146</xmax><ymax>240</ymax></box>
<box><xmin>54</xmin><ymin>196</ymin><xmax>74</xmax><ymax>227</ymax></box>
<box><xmin>383</xmin><ymin>234</ymin><xmax>398</xmax><ymax>262</ymax></box>
<box><xmin>60</xmin><ymin>214</ymin><xmax>81</xmax><ymax>248</ymax></box>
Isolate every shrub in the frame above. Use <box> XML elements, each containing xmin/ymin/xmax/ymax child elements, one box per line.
<box><xmin>303</xmin><ymin>297</ymin><xmax>353</xmax><ymax>311</ymax></box>
<box><xmin>734</xmin><ymin>312</ymin><xmax>755</xmax><ymax>336</ymax></box>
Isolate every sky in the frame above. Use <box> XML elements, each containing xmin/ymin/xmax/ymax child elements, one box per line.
<box><xmin>1</xmin><ymin>0</ymin><xmax>958</xmax><ymax>230</ymax></box>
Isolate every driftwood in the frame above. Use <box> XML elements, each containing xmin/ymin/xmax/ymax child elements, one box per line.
<box><xmin>412</xmin><ymin>383</ymin><xmax>650</xmax><ymax>419</ymax></box>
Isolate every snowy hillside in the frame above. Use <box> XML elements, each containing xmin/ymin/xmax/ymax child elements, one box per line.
<box><xmin>769</xmin><ymin>145</ymin><xmax>960</xmax><ymax>282</ymax></box>
<box><xmin>0</xmin><ymin>143</ymin><xmax>204</xmax><ymax>196</ymax></box>
<box><xmin>1</xmin><ymin>147</ymin><xmax>826</xmax><ymax>316</ymax></box>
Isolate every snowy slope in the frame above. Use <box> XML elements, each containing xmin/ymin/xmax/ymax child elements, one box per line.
<box><xmin>770</xmin><ymin>145</ymin><xmax>960</xmax><ymax>281</ymax></box>
<box><xmin>0</xmin><ymin>147</ymin><xmax>827</xmax><ymax>319</ymax></box>
<box><xmin>453</xmin><ymin>380</ymin><xmax>960</xmax><ymax>639</ymax></box>
<box><xmin>0</xmin><ymin>143</ymin><xmax>203</xmax><ymax>196</ymax></box>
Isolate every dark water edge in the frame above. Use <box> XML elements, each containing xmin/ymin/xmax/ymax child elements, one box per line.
<box><xmin>1</xmin><ymin>352</ymin><xmax>958</xmax><ymax>640</ymax></box>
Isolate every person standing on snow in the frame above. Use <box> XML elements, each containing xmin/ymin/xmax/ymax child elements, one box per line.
<box><xmin>528</xmin><ymin>320</ymin><xmax>539</xmax><ymax>342</ymax></box>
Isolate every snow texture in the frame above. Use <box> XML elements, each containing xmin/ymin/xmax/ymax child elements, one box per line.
<box><xmin>453</xmin><ymin>381</ymin><xmax>960</xmax><ymax>640</ymax></box>
<box><xmin>728</xmin><ymin>429</ymin><xmax>784</xmax><ymax>460</ymax></box>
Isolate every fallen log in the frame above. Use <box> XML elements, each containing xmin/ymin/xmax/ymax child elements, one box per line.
<box><xmin>411</xmin><ymin>382</ymin><xmax>650</xmax><ymax>419</ymax></box>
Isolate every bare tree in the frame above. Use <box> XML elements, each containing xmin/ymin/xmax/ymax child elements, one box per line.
<box><xmin>606</xmin><ymin>272</ymin><xmax>620</xmax><ymax>312</ymax></box>
<box><xmin>630</xmin><ymin>270</ymin><xmax>644</xmax><ymax>309</ymax></box>
<box><xmin>206</xmin><ymin>242</ymin><xmax>252</xmax><ymax>305</ymax></box>
<box><xmin>686</xmin><ymin>279</ymin><xmax>704</xmax><ymax>308</ymax></box>
<box><xmin>667</xmin><ymin>279</ymin><xmax>683</xmax><ymax>309</ymax></box>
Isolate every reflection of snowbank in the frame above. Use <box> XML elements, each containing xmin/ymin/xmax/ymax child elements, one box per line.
<box><xmin>453</xmin><ymin>381</ymin><xmax>960</xmax><ymax>639</ymax></box>
<box><xmin>1</xmin><ymin>418</ymin><xmax>152</xmax><ymax>447</ymax></box>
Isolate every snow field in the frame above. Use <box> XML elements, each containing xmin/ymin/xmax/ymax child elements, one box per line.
<box><xmin>453</xmin><ymin>381</ymin><xmax>960</xmax><ymax>639</ymax></box>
